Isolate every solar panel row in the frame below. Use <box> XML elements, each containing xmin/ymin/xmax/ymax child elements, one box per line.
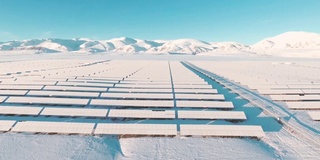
<box><xmin>7</xmin><ymin>121</ymin><xmax>263</xmax><ymax>137</ymax></box>
<box><xmin>0</xmin><ymin>107</ymin><xmax>245</xmax><ymax>120</ymax></box>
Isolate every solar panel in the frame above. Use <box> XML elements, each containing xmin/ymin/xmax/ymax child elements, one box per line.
<box><xmin>108</xmin><ymin>109</ymin><xmax>175</xmax><ymax>119</ymax></box>
<box><xmin>248</xmin><ymin>84</ymin><xmax>289</xmax><ymax>89</ymax></box>
<box><xmin>57</xmin><ymin>81</ymin><xmax>114</xmax><ymax>87</ymax></box>
<box><xmin>1</xmin><ymin>81</ymin><xmax>57</xmax><ymax>85</ymax></box>
<box><xmin>108</xmin><ymin>88</ymin><xmax>173</xmax><ymax>93</ymax></box>
<box><xmin>0</xmin><ymin>120</ymin><xmax>16</xmax><ymax>131</ymax></box>
<box><xmin>308</xmin><ymin>111</ymin><xmax>320</xmax><ymax>121</ymax></box>
<box><xmin>178</xmin><ymin>111</ymin><xmax>246</xmax><ymax>120</ymax></box>
<box><xmin>90</xmin><ymin>99</ymin><xmax>174</xmax><ymax>107</ymax></box>
<box><xmin>0</xmin><ymin>106</ymin><xmax>43</xmax><ymax>115</ymax></box>
<box><xmin>44</xmin><ymin>85</ymin><xmax>107</xmax><ymax>92</ymax></box>
<box><xmin>285</xmin><ymin>102</ymin><xmax>320</xmax><ymax>109</ymax></box>
<box><xmin>174</xmin><ymin>88</ymin><xmax>218</xmax><ymax>94</ymax></box>
<box><xmin>115</xmin><ymin>84</ymin><xmax>172</xmax><ymax>88</ymax></box>
<box><xmin>100</xmin><ymin>93</ymin><xmax>173</xmax><ymax>99</ymax></box>
<box><xmin>176</xmin><ymin>101</ymin><xmax>233</xmax><ymax>109</ymax></box>
<box><xmin>301</xmin><ymin>89</ymin><xmax>320</xmax><ymax>94</ymax></box>
<box><xmin>119</xmin><ymin>81</ymin><xmax>172</xmax><ymax>85</ymax></box>
<box><xmin>270</xmin><ymin>95</ymin><xmax>320</xmax><ymax>101</ymax></box>
<box><xmin>287</xmin><ymin>84</ymin><xmax>320</xmax><ymax>89</ymax></box>
<box><xmin>0</xmin><ymin>85</ymin><xmax>44</xmax><ymax>90</ymax></box>
<box><xmin>119</xmin><ymin>81</ymin><xmax>207</xmax><ymax>85</ymax></box>
<box><xmin>257</xmin><ymin>89</ymin><xmax>304</xmax><ymax>95</ymax></box>
<box><xmin>0</xmin><ymin>90</ymin><xmax>28</xmax><ymax>96</ymax></box>
<box><xmin>0</xmin><ymin>96</ymin><xmax>8</xmax><ymax>103</ymax></box>
<box><xmin>6</xmin><ymin>97</ymin><xmax>89</xmax><ymax>105</ymax></box>
<box><xmin>11</xmin><ymin>121</ymin><xmax>95</xmax><ymax>134</ymax></box>
<box><xmin>75</xmin><ymin>77</ymin><xmax>125</xmax><ymax>81</ymax></box>
<box><xmin>66</xmin><ymin>79</ymin><xmax>118</xmax><ymax>84</ymax></box>
<box><xmin>180</xmin><ymin>125</ymin><xmax>265</xmax><ymax>137</ymax></box>
<box><xmin>28</xmin><ymin>90</ymin><xmax>99</xmax><ymax>98</ymax></box>
<box><xmin>173</xmin><ymin>84</ymin><xmax>212</xmax><ymax>89</ymax></box>
<box><xmin>94</xmin><ymin>123</ymin><xmax>177</xmax><ymax>135</ymax></box>
<box><xmin>40</xmin><ymin>107</ymin><xmax>108</xmax><ymax>117</ymax></box>
<box><xmin>175</xmin><ymin>94</ymin><xmax>224</xmax><ymax>100</ymax></box>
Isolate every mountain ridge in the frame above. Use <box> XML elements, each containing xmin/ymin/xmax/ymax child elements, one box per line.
<box><xmin>1</xmin><ymin>31</ymin><xmax>320</xmax><ymax>54</ymax></box>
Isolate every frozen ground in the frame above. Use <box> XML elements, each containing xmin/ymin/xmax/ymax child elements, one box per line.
<box><xmin>0</xmin><ymin>53</ymin><xmax>319</xmax><ymax>160</ymax></box>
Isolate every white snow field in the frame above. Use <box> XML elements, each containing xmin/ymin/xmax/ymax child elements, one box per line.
<box><xmin>0</xmin><ymin>54</ymin><xmax>319</xmax><ymax>159</ymax></box>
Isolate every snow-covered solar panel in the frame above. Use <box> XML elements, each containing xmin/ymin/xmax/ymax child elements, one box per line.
<box><xmin>57</xmin><ymin>81</ymin><xmax>114</xmax><ymax>87</ymax></box>
<box><xmin>270</xmin><ymin>95</ymin><xmax>320</xmax><ymax>101</ymax></box>
<box><xmin>308</xmin><ymin>111</ymin><xmax>320</xmax><ymax>121</ymax></box>
<box><xmin>176</xmin><ymin>101</ymin><xmax>233</xmax><ymax>109</ymax></box>
<box><xmin>1</xmin><ymin>81</ymin><xmax>57</xmax><ymax>85</ymax></box>
<box><xmin>301</xmin><ymin>89</ymin><xmax>320</xmax><ymax>94</ymax></box>
<box><xmin>94</xmin><ymin>123</ymin><xmax>177</xmax><ymax>135</ymax></box>
<box><xmin>174</xmin><ymin>88</ymin><xmax>218</xmax><ymax>94</ymax></box>
<box><xmin>0</xmin><ymin>85</ymin><xmax>44</xmax><ymax>90</ymax></box>
<box><xmin>90</xmin><ymin>99</ymin><xmax>174</xmax><ymax>107</ymax></box>
<box><xmin>115</xmin><ymin>84</ymin><xmax>172</xmax><ymax>88</ymax></box>
<box><xmin>6</xmin><ymin>97</ymin><xmax>89</xmax><ymax>105</ymax></box>
<box><xmin>0</xmin><ymin>106</ymin><xmax>42</xmax><ymax>115</ymax></box>
<box><xmin>257</xmin><ymin>89</ymin><xmax>304</xmax><ymax>95</ymax></box>
<box><xmin>67</xmin><ymin>79</ymin><xmax>119</xmax><ymax>84</ymax></box>
<box><xmin>108</xmin><ymin>88</ymin><xmax>173</xmax><ymax>93</ymax></box>
<box><xmin>11</xmin><ymin>121</ymin><xmax>95</xmax><ymax>134</ymax></box>
<box><xmin>0</xmin><ymin>90</ymin><xmax>28</xmax><ymax>96</ymax></box>
<box><xmin>180</xmin><ymin>125</ymin><xmax>265</xmax><ymax>137</ymax></box>
<box><xmin>41</xmin><ymin>108</ymin><xmax>108</xmax><ymax>117</ymax></box>
<box><xmin>285</xmin><ymin>102</ymin><xmax>320</xmax><ymax>109</ymax></box>
<box><xmin>101</xmin><ymin>93</ymin><xmax>173</xmax><ymax>99</ymax></box>
<box><xmin>178</xmin><ymin>111</ymin><xmax>246</xmax><ymax>120</ymax></box>
<box><xmin>175</xmin><ymin>94</ymin><xmax>224</xmax><ymax>100</ymax></box>
<box><xmin>248</xmin><ymin>84</ymin><xmax>289</xmax><ymax>89</ymax></box>
<box><xmin>174</xmin><ymin>82</ymin><xmax>207</xmax><ymax>85</ymax></box>
<box><xmin>108</xmin><ymin>109</ymin><xmax>175</xmax><ymax>119</ymax></box>
<box><xmin>173</xmin><ymin>84</ymin><xmax>212</xmax><ymax>89</ymax></box>
<box><xmin>125</xmin><ymin>78</ymin><xmax>171</xmax><ymax>82</ymax></box>
<box><xmin>75</xmin><ymin>77</ymin><xmax>125</xmax><ymax>81</ymax></box>
<box><xmin>28</xmin><ymin>90</ymin><xmax>99</xmax><ymax>98</ymax></box>
<box><xmin>120</xmin><ymin>81</ymin><xmax>171</xmax><ymax>85</ymax></box>
<box><xmin>32</xmin><ymin>79</ymin><xmax>62</xmax><ymax>83</ymax></box>
<box><xmin>0</xmin><ymin>120</ymin><xmax>16</xmax><ymax>131</ymax></box>
<box><xmin>287</xmin><ymin>84</ymin><xmax>320</xmax><ymax>89</ymax></box>
<box><xmin>44</xmin><ymin>85</ymin><xmax>107</xmax><ymax>92</ymax></box>
<box><xmin>120</xmin><ymin>81</ymin><xmax>207</xmax><ymax>85</ymax></box>
<box><xmin>0</xmin><ymin>96</ymin><xmax>7</xmax><ymax>103</ymax></box>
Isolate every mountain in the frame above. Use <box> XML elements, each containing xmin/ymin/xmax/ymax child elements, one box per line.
<box><xmin>0</xmin><ymin>37</ymin><xmax>249</xmax><ymax>54</ymax></box>
<box><xmin>2</xmin><ymin>31</ymin><xmax>320</xmax><ymax>55</ymax></box>
<box><xmin>251</xmin><ymin>31</ymin><xmax>320</xmax><ymax>50</ymax></box>
<box><xmin>149</xmin><ymin>39</ymin><xmax>214</xmax><ymax>54</ymax></box>
<box><xmin>211</xmin><ymin>42</ymin><xmax>249</xmax><ymax>51</ymax></box>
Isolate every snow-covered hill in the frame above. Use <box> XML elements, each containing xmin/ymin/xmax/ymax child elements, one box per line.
<box><xmin>0</xmin><ymin>37</ymin><xmax>248</xmax><ymax>54</ymax></box>
<box><xmin>251</xmin><ymin>31</ymin><xmax>320</xmax><ymax>50</ymax></box>
<box><xmin>250</xmin><ymin>31</ymin><xmax>320</xmax><ymax>58</ymax></box>
<box><xmin>1</xmin><ymin>31</ymin><xmax>320</xmax><ymax>55</ymax></box>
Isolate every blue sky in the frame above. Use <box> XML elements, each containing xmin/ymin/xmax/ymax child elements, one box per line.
<box><xmin>0</xmin><ymin>0</ymin><xmax>319</xmax><ymax>44</ymax></box>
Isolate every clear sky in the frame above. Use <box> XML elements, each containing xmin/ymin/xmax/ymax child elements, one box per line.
<box><xmin>0</xmin><ymin>0</ymin><xmax>319</xmax><ymax>44</ymax></box>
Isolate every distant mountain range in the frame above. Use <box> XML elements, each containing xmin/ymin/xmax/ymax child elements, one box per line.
<box><xmin>0</xmin><ymin>31</ymin><xmax>319</xmax><ymax>54</ymax></box>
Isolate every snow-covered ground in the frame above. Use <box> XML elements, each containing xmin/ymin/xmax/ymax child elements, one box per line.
<box><xmin>0</xmin><ymin>134</ymin><xmax>277</xmax><ymax>160</ymax></box>
<box><xmin>0</xmin><ymin>53</ymin><xmax>319</xmax><ymax>159</ymax></box>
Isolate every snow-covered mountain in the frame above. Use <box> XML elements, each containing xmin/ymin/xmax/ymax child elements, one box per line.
<box><xmin>251</xmin><ymin>31</ymin><xmax>320</xmax><ymax>50</ymax></box>
<box><xmin>1</xmin><ymin>31</ymin><xmax>320</xmax><ymax>54</ymax></box>
<box><xmin>0</xmin><ymin>37</ymin><xmax>248</xmax><ymax>54</ymax></box>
